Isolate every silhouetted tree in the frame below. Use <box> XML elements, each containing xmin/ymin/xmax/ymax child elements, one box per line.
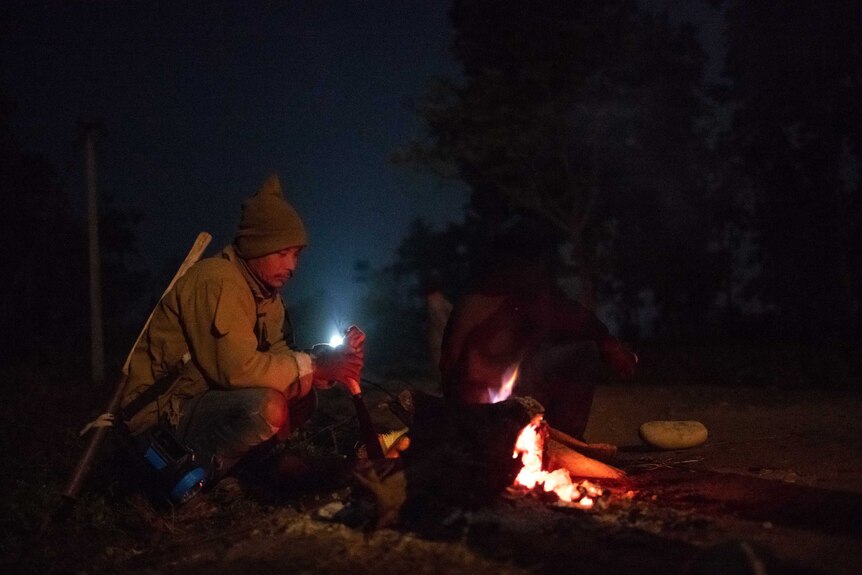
<box><xmin>721</xmin><ymin>1</ymin><xmax>861</xmax><ymax>340</ymax></box>
<box><xmin>388</xmin><ymin>217</ymin><xmax>482</xmax><ymax>298</ymax></box>
<box><xmin>398</xmin><ymin>0</ymin><xmax>722</xmax><ymax>340</ymax></box>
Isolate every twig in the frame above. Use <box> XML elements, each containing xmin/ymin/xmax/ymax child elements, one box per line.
<box><xmin>628</xmin><ymin>457</ymin><xmax>705</xmax><ymax>471</ymax></box>
<box><xmin>360</xmin><ymin>377</ymin><xmax>401</xmax><ymax>400</ymax></box>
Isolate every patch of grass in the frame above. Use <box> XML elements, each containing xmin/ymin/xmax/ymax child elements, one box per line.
<box><xmin>0</xmin><ymin>368</ymin><xmax>137</xmax><ymax>572</ymax></box>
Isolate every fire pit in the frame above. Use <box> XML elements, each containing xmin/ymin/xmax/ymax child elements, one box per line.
<box><xmin>509</xmin><ymin>414</ymin><xmax>605</xmax><ymax>509</ymax></box>
<box><xmin>380</xmin><ymin>390</ymin><xmax>622</xmax><ymax>525</ymax></box>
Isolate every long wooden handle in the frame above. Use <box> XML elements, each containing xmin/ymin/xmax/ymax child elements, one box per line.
<box><xmin>343</xmin><ymin>328</ymin><xmax>381</xmax><ymax>459</ymax></box>
<box><xmin>42</xmin><ymin>233</ymin><xmax>213</xmax><ymax>534</ymax></box>
<box><xmin>121</xmin><ymin>231</ymin><xmax>212</xmax><ymax>374</ymax></box>
<box><xmin>348</xmin><ymin>376</ymin><xmax>384</xmax><ymax>459</ymax></box>
<box><xmin>63</xmin><ymin>232</ymin><xmax>212</xmax><ymax>502</ymax></box>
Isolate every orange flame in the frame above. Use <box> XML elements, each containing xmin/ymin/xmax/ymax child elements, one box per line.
<box><xmin>489</xmin><ymin>364</ymin><xmax>519</xmax><ymax>403</ymax></box>
<box><xmin>512</xmin><ymin>416</ymin><xmax>602</xmax><ymax>509</ymax></box>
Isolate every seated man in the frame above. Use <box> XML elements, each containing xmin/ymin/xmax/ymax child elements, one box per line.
<box><xmin>439</xmin><ymin>229</ymin><xmax>637</xmax><ymax>441</ymax></box>
<box><xmin>121</xmin><ymin>174</ymin><xmax>364</xmax><ymax>486</ymax></box>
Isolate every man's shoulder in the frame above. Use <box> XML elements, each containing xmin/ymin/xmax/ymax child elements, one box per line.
<box><xmin>181</xmin><ymin>254</ymin><xmax>245</xmax><ymax>288</ymax></box>
<box><xmin>195</xmin><ymin>254</ymin><xmax>239</xmax><ymax>274</ymax></box>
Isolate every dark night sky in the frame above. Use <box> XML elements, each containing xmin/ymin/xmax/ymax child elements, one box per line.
<box><xmin>2</xmin><ymin>1</ymin><xmax>722</xmax><ymax>331</ymax></box>
<box><xmin>2</xmin><ymin>1</ymin><xmax>467</xmax><ymax>318</ymax></box>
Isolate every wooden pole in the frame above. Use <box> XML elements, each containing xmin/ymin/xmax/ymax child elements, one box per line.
<box><xmin>84</xmin><ymin>123</ymin><xmax>105</xmax><ymax>386</ymax></box>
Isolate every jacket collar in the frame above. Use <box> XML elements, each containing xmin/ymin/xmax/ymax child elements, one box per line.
<box><xmin>221</xmin><ymin>244</ymin><xmax>277</xmax><ymax>301</ymax></box>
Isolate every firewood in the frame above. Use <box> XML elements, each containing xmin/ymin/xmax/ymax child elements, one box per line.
<box><xmin>399</xmin><ymin>391</ymin><xmax>544</xmax><ymax>517</ymax></box>
<box><xmin>370</xmin><ymin>390</ymin><xmax>622</xmax><ymax>526</ymax></box>
<box><xmin>544</xmin><ymin>439</ymin><xmax>625</xmax><ymax>480</ymax></box>
<box><xmin>548</xmin><ymin>427</ymin><xmax>618</xmax><ymax>461</ymax></box>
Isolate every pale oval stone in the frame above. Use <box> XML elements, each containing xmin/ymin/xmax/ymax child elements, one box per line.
<box><xmin>639</xmin><ymin>420</ymin><xmax>708</xmax><ymax>450</ymax></box>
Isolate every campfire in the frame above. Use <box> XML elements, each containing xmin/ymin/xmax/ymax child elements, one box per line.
<box><xmin>367</xmin><ymin>365</ymin><xmax>621</xmax><ymax>527</ymax></box>
<box><xmin>510</xmin><ymin>414</ymin><xmax>604</xmax><ymax>509</ymax></box>
<box><xmin>490</xmin><ymin>365</ymin><xmax>607</xmax><ymax>509</ymax></box>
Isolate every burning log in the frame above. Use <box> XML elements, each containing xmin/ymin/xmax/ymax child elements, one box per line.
<box><xmin>395</xmin><ymin>391</ymin><xmax>542</xmax><ymax>519</ymax></box>
<box><xmin>544</xmin><ymin>438</ymin><xmax>623</xmax><ymax>481</ymax></box>
<box><xmin>548</xmin><ymin>426</ymin><xmax>618</xmax><ymax>462</ymax></box>
<box><xmin>348</xmin><ymin>389</ymin><xmax>626</xmax><ymax>528</ymax></box>
<box><xmin>393</xmin><ymin>391</ymin><xmax>621</xmax><ymax>522</ymax></box>
<box><xmin>509</xmin><ymin>416</ymin><xmax>611</xmax><ymax>508</ymax></box>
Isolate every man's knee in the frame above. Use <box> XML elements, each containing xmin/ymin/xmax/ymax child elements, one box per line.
<box><xmin>257</xmin><ymin>388</ymin><xmax>288</xmax><ymax>432</ymax></box>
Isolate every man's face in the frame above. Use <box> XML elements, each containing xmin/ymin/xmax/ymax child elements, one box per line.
<box><xmin>246</xmin><ymin>246</ymin><xmax>303</xmax><ymax>290</ymax></box>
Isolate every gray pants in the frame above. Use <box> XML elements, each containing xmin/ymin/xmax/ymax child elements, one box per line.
<box><xmin>176</xmin><ymin>388</ymin><xmax>316</xmax><ymax>477</ymax></box>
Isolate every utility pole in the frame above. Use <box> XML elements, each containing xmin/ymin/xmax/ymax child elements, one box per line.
<box><xmin>83</xmin><ymin>122</ymin><xmax>105</xmax><ymax>387</ymax></box>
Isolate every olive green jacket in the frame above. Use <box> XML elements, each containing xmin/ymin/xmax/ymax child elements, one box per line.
<box><xmin>121</xmin><ymin>245</ymin><xmax>313</xmax><ymax>435</ymax></box>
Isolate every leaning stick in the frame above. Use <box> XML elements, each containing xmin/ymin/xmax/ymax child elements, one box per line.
<box><xmin>119</xmin><ymin>232</ymin><xmax>212</xmax><ymax>374</ymax></box>
<box><xmin>351</xmin><ymin>386</ymin><xmax>385</xmax><ymax>459</ymax></box>
<box><xmin>51</xmin><ymin>232</ymin><xmax>212</xmax><ymax>520</ymax></box>
<box><xmin>548</xmin><ymin>426</ymin><xmax>618</xmax><ymax>461</ymax></box>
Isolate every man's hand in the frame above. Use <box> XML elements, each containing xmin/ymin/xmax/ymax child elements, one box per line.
<box><xmin>344</xmin><ymin>325</ymin><xmax>365</xmax><ymax>354</ymax></box>
<box><xmin>312</xmin><ymin>325</ymin><xmax>366</xmax><ymax>393</ymax></box>
<box><xmin>600</xmin><ymin>338</ymin><xmax>638</xmax><ymax>380</ymax></box>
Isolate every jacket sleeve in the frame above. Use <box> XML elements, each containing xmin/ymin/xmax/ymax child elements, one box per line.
<box><xmin>180</xmin><ymin>274</ymin><xmax>313</xmax><ymax>399</ymax></box>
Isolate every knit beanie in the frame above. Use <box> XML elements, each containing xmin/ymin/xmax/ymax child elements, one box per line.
<box><xmin>234</xmin><ymin>174</ymin><xmax>308</xmax><ymax>258</ymax></box>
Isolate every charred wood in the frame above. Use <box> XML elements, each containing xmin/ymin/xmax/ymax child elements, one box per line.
<box><xmin>399</xmin><ymin>391</ymin><xmax>543</xmax><ymax>521</ymax></box>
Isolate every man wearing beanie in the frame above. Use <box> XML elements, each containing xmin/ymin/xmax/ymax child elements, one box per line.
<box><xmin>121</xmin><ymin>174</ymin><xmax>364</xmax><ymax>493</ymax></box>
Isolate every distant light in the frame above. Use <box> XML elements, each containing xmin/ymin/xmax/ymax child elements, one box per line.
<box><xmin>329</xmin><ymin>333</ymin><xmax>345</xmax><ymax>347</ymax></box>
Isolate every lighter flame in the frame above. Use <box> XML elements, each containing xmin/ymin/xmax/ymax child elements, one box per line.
<box><xmin>512</xmin><ymin>416</ymin><xmax>603</xmax><ymax>509</ymax></box>
<box><xmin>488</xmin><ymin>364</ymin><xmax>519</xmax><ymax>403</ymax></box>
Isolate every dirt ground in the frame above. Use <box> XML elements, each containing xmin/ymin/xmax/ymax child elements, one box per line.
<box><xmin>13</xmin><ymin>377</ymin><xmax>862</xmax><ymax>575</ymax></box>
<box><xmin>588</xmin><ymin>383</ymin><xmax>862</xmax><ymax>574</ymax></box>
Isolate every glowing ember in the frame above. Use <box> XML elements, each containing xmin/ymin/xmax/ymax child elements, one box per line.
<box><xmin>488</xmin><ymin>364</ymin><xmax>519</xmax><ymax>403</ymax></box>
<box><xmin>512</xmin><ymin>415</ymin><xmax>603</xmax><ymax>509</ymax></box>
